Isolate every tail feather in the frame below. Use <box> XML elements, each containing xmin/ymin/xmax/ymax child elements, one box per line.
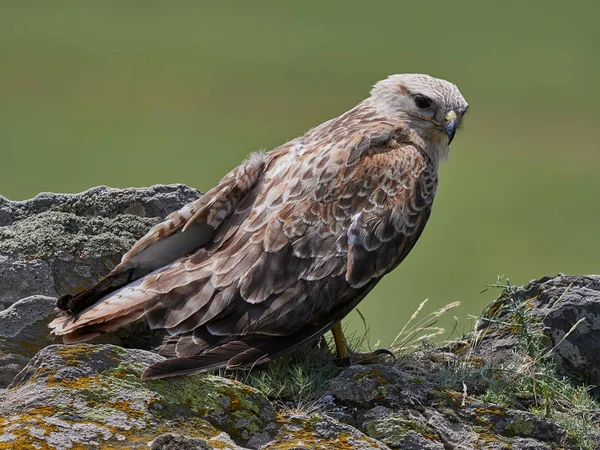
<box><xmin>141</xmin><ymin>321</ymin><xmax>334</xmax><ymax>380</ymax></box>
<box><xmin>142</xmin><ymin>339</ymin><xmax>269</xmax><ymax>380</ymax></box>
<box><xmin>49</xmin><ymin>267</ymin><xmax>166</xmax><ymax>339</ymax></box>
<box><xmin>56</xmin><ymin>268</ymin><xmax>138</xmax><ymax>314</ymax></box>
<box><xmin>56</xmin><ymin>221</ymin><xmax>215</xmax><ymax>315</ymax></box>
<box><xmin>60</xmin><ymin>308</ymin><xmax>147</xmax><ymax>343</ymax></box>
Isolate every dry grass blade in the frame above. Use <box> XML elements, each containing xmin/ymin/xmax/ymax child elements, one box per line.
<box><xmin>389</xmin><ymin>300</ymin><xmax>460</xmax><ymax>354</ymax></box>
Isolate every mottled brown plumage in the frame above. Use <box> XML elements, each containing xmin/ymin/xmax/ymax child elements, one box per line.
<box><xmin>49</xmin><ymin>74</ymin><xmax>468</xmax><ymax>379</ymax></box>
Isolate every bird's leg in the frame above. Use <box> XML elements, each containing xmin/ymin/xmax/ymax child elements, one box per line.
<box><xmin>331</xmin><ymin>322</ymin><xmax>394</xmax><ymax>365</ymax></box>
<box><xmin>331</xmin><ymin>322</ymin><xmax>349</xmax><ymax>358</ymax></box>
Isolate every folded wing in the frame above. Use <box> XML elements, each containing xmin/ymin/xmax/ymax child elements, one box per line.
<box><xmin>50</xmin><ymin>116</ymin><xmax>437</xmax><ymax>380</ymax></box>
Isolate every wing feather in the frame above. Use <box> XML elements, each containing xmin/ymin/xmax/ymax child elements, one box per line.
<box><xmin>52</xmin><ymin>106</ymin><xmax>440</xmax><ymax>380</ymax></box>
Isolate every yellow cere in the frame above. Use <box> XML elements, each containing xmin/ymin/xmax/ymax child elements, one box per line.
<box><xmin>444</xmin><ymin>111</ymin><xmax>457</xmax><ymax>122</ymax></box>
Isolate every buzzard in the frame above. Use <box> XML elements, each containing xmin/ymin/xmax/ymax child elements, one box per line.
<box><xmin>49</xmin><ymin>74</ymin><xmax>468</xmax><ymax>379</ymax></box>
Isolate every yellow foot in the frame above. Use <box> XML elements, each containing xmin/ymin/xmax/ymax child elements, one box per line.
<box><xmin>331</xmin><ymin>322</ymin><xmax>350</xmax><ymax>358</ymax></box>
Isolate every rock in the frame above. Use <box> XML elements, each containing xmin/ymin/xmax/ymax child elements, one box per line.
<box><xmin>0</xmin><ymin>343</ymin><xmax>391</xmax><ymax>450</ymax></box>
<box><xmin>0</xmin><ymin>184</ymin><xmax>201</xmax><ymax>307</ymax></box>
<box><xmin>151</xmin><ymin>432</ymin><xmax>251</xmax><ymax>450</ymax></box>
<box><xmin>150</xmin><ymin>433</ymin><xmax>215</xmax><ymax>450</ymax></box>
<box><xmin>527</xmin><ymin>275</ymin><xmax>600</xmax><ymax>389</ymax></box>
<box><xmin>0</xmin><ymin>344</ymin><xmax>275</xmax><ymax>449</ymax></box>
<box><xmin>326</xmin><ymin>365</ymin><xmax>574</xmax><ymax>449</ymax></box>
<box><xmin>0</xmin><ymin>184</ymin><xmax>202</xmax><ymax>227</ymax></box>
<box><xmin>0</xmin><ymin>295</ymin><xmax>57</xmax><ymax>388</ymax></box>
<box><xmin>467</xmin><ymin>274</ymin><xmax>600</xmax><ymax>393</ymax></box>
<box><xmin>361</xmin><ymin>407</ymin><xmax>444</xmax><ymax>450</ymax></box>
<box><xmin>327</xmin><ymin>364</ymin><xmax>428</xmax><ymax>410</ymax></box>
<box><xmin>0</xmin><ymin>295</ymin><xmax>57</xmax><ymax>343</ymax></box>
<box><xmin>264</xmin><ymin>413</ymin><xmax>389</xmax><ymax>450</ymax></box>
<box><xmin>0</xmin><ymin>294</ymin><xmax>159</xmax><ymax>389</ymax></box>
<box><xmin>147</xmin><ymin>363</ymin><xmax>277</xmax><ymax>444</ymax></box>
<box><xmin>212</xmin><ymin>432</ymin><xmax>253</xmax><ymax>450</ymax></box>
<box><xmin>0</xmin><ymin>353</ymin><xmax>30</xmax><ymax>389</ymax></box>
<box><xmin>0</xmin><ymin>185</ymin><xmax>201</xmax><ymax>388</ymax></box>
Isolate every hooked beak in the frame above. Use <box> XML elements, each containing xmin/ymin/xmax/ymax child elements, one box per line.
<box><xmin>443</xmin><ymin>110</ymin><xmax>457</xmax><ymax>144</ymax></box>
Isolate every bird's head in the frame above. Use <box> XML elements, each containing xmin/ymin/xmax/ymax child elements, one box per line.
<box><xmin>369</xmin><ymin>74</ymin><xmax>468</xmax><ymax>160</ymax></box>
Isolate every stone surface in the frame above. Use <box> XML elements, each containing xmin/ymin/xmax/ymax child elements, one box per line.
<box><xmin>527</xmin><ymin>275</ymin><xmax>600</xmax><ymax>389</ymax></box>
<box><xmin>0</xmin><ymin>353</ymin><xmax>30</xmax><ymax>390</ymax></box>
<box><xmin>467</xmin><ymin>274</ymin><xmax>600</xmax><ymax>393</ymax></box>
<box><xmin>0</xmin><ymin>295</ymin><xmax>57</xmax><ymax>388</ymax></box>
<box><xmin>0</xmin><ymin>184</ymin><xmax>201</xmax><ymax>307</ymax></box>
<box><xmin>0</xmin><ymin>344</ymin><xmax>275</xmax><ymax>449</ymax></box>
<box><xmin>0</xmin><ymin>184</ymin><xmax>202</xmax><ymax>227</ymax></box>
<box><xmin>151</xmin><ymin>433</ymin><xmax>226</xmax><ymax>450</ymax></box>
<box><xmin>0</xmin><ymin>295</ymin><xmax>57</xmax><ymax>341</ymax></box>
<box><xmin>0</xmin><ymin>343</ymin><xmax>386</xmax><ymax>450</ymax></box>
<box><xmin>264</xmin><ymin>413</ymin><xmax>389</xmax><ymax>450</ymax></box>
<box><xmin>326</xmin><ymin>364</ymin><xmax>573</xmax><ymax>449</ymax></box>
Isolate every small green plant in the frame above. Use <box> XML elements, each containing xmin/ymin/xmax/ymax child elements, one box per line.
<box><xmin>228</xmin><ymin>342</ymin><xmax>341</xmax><ymax>401</ymax></box>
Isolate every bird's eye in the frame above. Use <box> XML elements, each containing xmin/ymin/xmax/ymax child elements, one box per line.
<box><xmin>414</xmin><ymin>95</ymin><xmax>432</xmax><ymax>109</ymax></box>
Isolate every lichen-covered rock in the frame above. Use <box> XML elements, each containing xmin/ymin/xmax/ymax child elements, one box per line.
<box><xmin>527</xmin><ymin>275</ymin><xmax>600</xmax><ymax>389</ymax></box>
<box><xmin>327</xmin><ymin>364</ymin><xmax>429</xmax><ymax>410</ymax></box>
<box><xmin>151</xmin><ymin>433</ymin><xmax>212</xmax><ymax>450</ymax></box>
<box><xmin>0</xmin><ymin>184</ymin><xmax>202</xmax><ymax>227</ymax></box>
<box><xmin>264</xmin><ymin>413</ymin><xmax>388</xmax><ymax>450</ymax></box>
<box><xmin>147</xmin><ymin>365</ymin><xmax>277</xmax><ymax>443</ymax></box>
<box><xmin>151</xmin><ymin>432</ymin><xmax>249</xmax><ymax>450</ymax></box>
<box><xmin>465</xmin><ymin>274</ymin><xmax>600</xmax><ymax>393</ymax></box>
<box><xmin>360</xmin><ymin>407</ymin><xmax>445</xmax><ymax>450</ymax></box>
<box><xmin>0</xmin><ymin>344</ymin><xmax>275</xmax><ymax>449</ymax></box>
<box><xmin>326</xmin><ymin>365</ymin><xmax>574</xmax><ymax>449</ymax></box>
<box><xmin>0</xmin><ymin>184</ymin><xmax>201</xmax><ymax>307</ymax></box>
<box><xmin>0</xmin><ymin>294</ymin><xmax>160</xmax><ymax>389</ymax></box>
<box><xmin>0</xmin><ymin>185</ymin><xmax>201</xmax><ymax>389</ymax></box>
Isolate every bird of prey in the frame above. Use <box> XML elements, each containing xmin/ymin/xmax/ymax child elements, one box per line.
<box><xmin>49</xmin><ymin>74</ymin><xmax>468</xmax><ymax>380</ymax></box>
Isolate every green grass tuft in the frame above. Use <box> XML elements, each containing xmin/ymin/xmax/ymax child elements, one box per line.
<box><xmin>228</xmin><ymin>342</ymin><xmax>342</xmax><ymax>402</ymax></box>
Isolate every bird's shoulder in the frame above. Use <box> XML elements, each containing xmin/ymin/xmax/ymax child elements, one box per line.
<box><xmin>260</xmin><ymin>109</ymin><xmax>435</xmax><ymax>201</ymax></box>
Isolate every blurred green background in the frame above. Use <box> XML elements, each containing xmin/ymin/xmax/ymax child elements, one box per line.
<box><xmin>1</xmin><ymin>1</ymin><xmax>599</xmax><ymax>345</ymax></box>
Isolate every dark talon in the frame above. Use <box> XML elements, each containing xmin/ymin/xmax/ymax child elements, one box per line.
<box><xmin>372</xmin><ymin>348</ymin><xmax>396</xmax><ymax>359</ymax></box>
<box><xmin>339</xmin><ymin>348</ymin><xmax>397</xmax><ymax>365</ymax></box>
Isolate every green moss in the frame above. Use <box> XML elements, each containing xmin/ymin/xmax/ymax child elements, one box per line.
<box><xmin>430</xmin><ymin>388</ymin><xmax>467</xmax><ymax>409</ymax></box>
<box><xmin>502</xmin><ymin>416</ymin><xmax>534</xmax><ymax>437</ymax></box>
<box><xmin>365</xmin><ymin>414</ymin><xmax>439</xmax><ymax>445</ymax></box>
<box><xmin>472</xmin><ymin>427</ymin><xmax>512</xmax><ymax>449</ymax></box>
<box><xmin>148</xmin><ymin>374</ymin><xmax>273</xmax><ymax>442</ymax></box>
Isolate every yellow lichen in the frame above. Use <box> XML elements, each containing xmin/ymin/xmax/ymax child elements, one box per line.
<box><xmin>267</xmin><ymin>415</ymin><xmax>380</xmax><ymax>450</ymax></box>
<box><xmin>53</xmin><ymin>344</ymin><xmax>96</xmax><ymax>363</ymax></box>
<box><xmin>476</xmin><ymin>407</ymin><xmax>505</xmax><ymax>416</ymax></box>
<box><xmin>0</xmin><ymin>410</ymin><xmax>57</xmax><ymax>450</ymax></box>
<box><xmin>46</xmin><ymin>374</ymin><xmax>99</xmax><ymax>389</ymax></box>
<box><xmin>352</xmin><ymin>368</ymin><xmax>383</xmax><ymax>381</ymax></box>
